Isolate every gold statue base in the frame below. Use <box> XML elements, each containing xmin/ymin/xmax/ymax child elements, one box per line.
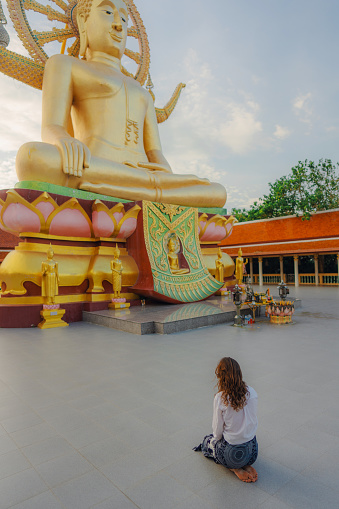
<box><xmin>38</xmin><ymin>308</ymin><xmax>68</xmax><ymax>329</ymax></box>
<box><xmin>108</xmin><ymin>302</ymin><xmax>131</xmax><ymax>310</ymax></box>
<box><xmin>0</xmin><ymin>185</ymin><xmax>235</xmax><ymax>327</ymax></box>
<box><xmin>108</xmin><ymin>297</ymin><xmax>131</xmax><ymax>310</ymax></box>
<box><xmin>215</xmin><ymin>286</ymin><xmax>230</xmax><ymax>296</ymax></box>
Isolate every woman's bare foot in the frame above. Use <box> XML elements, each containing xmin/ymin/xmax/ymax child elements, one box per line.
<box><xmin>243</xmin><ymin>465</ymin><xmax>258</xmax><ymax>481</ymax></box>
<box><xmin>229</xmin><ymin>468</ymin><xmax>254</xmax><ymax>482</ymax></box>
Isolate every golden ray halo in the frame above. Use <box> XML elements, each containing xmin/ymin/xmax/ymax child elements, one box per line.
<box><xmin>6</xmin><ymin>0</ymin><xmax>150</xmax><ymax>84</ymax></box>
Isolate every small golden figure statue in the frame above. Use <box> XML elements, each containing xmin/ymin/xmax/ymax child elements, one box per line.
<box><xmin>215</xmin><ymin>247</ymin><xmax>229</xmax><ymax>295</ymax></box>
<box><xmin>235</xmin><ymin>248</ymin><xmax>248</xmax><ymax>285</ymax></box>
<box><xmin>215</xmin><ymin>248</ymin><xmax>224</xmax><ymax>283</ymax></box>
<box><xmin>41</xmin><ymin>245</ymin><xmax>59</xmax><ymax>304</ymax></box>
<box><xmin>111</xmin><ymin>244</ymin><xmax>123</xmax><ymax>299</ymax></box>
<box><xmin>109</xmin><ymin>244</ymin><xmax>130</xmax><ymax>309</ymax></box>
<box><xmin>167</xmin><ymin>234</ymin><xmax>189</xmax><ymax>275</ymax></box>
<box><xmin>38</xmin><ymin>245</ymin><xmax>68</xmax><ymax>329</ymax></box>
<box><xmin>15</xmin><ymin>0</ymin><xmax>226</xmax><ymax>208</ymax></box>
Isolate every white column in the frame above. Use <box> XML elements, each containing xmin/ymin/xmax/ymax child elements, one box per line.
<box><xmin>279</xmin><ymin>256</ymin><xmax>284</xmax><ymax>281</ymax></box>
<box><xmin>258</xmin><ymin>256</ymin><xmax>263</xmax><ymax>286</ymax></box>
<box><xmin>250</xmin><ymin>257</ymin><xmax>253</xmax><ymax>282</ymax></box>
<box><xmin>294</xmin><ymin>255</ymin><xmax>299</xmax><ymax>287</ymax></box>
<box><xmin>314</xmin><ymin>254</ymin><xmax>319</xmax><ymax>286</ymax></box>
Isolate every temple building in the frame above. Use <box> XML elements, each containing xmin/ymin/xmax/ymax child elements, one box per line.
<box><xmin>221</xmin><ymin>208</ymin><xmax>339</xmax><ymax>287</ymax></box>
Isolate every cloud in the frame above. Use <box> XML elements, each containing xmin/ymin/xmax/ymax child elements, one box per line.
<box><xmin>0</xmin><ymin>155</ymin><xmax>18</xmax><ymax>188</ymax></box>
<box><xmin>161</xmin><ymin>48</ymin><xmax>264</xmax><ymax>187</ymax></box>
<box><xmin>0</xmin><ymin>75</ymin><xmax>41</xmax><ymax>152</ymax></box>
<box><xmin>226</xmin><ymin>185</ymin><xmax>262</xmax><ymax>212</ymax></box>
<box><xmin>165</xmin><ymin>149</ymin><xmax>223</xmax><ymax>182</ymax></box>
<box><xmin>219</xmin><ymin>102</ymin><xmax>263</xmax><ymax>154</ymax></box>
<box><xmin>274</xmin><ymin>125</ymin><xmax>291</xmax><ymax>140</ymax></box>
<box><xmin>293</xmin><ymin>92</ymin><xmax>312</xmax><ymax>125</ymax></box>
<box><xmin>251</xmin><ymin>75</ymin><xmax>263</xmax><ymax>85</ymax></box>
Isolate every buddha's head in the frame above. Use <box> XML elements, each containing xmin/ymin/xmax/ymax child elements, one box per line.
<box><xmin>47</xmin><ymin>245</ymin><xmax>54</xmax><ymax>260</ymax></box>
<box><xmin>113</xmin><ymin>243</ymin><xmax>120</xmax><ymax>259</ymax></box>
<box><xmin>167</xmin><ymin>234</ymin><xmax>179</xmax><ymax>255</ymax></box>
<box><xmin>168</xmin><ymin>238</ymin><xmax>175</xmax><ymax>254</ymax></box>
<box><xmin>238</xmin><ymin>248</ymin><xmax>242</xmax><ymax>257</ymax></box>
<box><xmin>77</xmin><ymin>0</ymin><xmax>129</xmax><ymax>59</ymax></box>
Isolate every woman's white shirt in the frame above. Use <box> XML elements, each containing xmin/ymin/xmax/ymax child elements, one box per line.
<box><xmin>212</xmin><ymin>386</ymin><xmax>258</xmax><ymax>445</ymax></box>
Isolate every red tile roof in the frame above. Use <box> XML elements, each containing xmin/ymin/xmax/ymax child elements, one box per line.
<box><xmin>221</xmin><ymin>209</ymin><xmax>339</xmax><ymax>257</ymax></box>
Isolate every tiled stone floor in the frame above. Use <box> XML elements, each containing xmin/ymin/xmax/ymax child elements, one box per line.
<box><xmin>0</xmin><ymin>285</ymin><xmax>338</xmax><ymax>508</ymax></box>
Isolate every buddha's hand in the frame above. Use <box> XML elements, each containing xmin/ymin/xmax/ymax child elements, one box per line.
<box><xmin>56</xmin><ymin>137</ymin><xmax>91</xmax><ymax>177</ymax></box>
<box><xmin>137</xmin><ymin>162</ymin><xmax>173</xmax><ymax>174</ymax></box>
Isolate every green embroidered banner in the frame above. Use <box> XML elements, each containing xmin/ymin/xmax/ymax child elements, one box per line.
<box><xmin>143</xmin><ymin>201</ymin><xmax>223</xmax><ymax>302</ymax></box>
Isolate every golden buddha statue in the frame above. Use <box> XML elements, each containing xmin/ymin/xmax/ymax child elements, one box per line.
<box><xmin>41</xmin><ymin>245</ymin><xmax>59</xmax><ymax>304</ymax></box>
<box><xmin>111</xmin><ymin>244</ymin><xmax>123</xmax><ymax>298</ymax></box>
<box><xmin>15</xmin><ymin>0</ymin><xmax>226</xmax><ymax>208</ymax></box>
<box><xmin>215</xmin><ymin>248</ymin><xmax>224</xmax><ymax>283</ymax></box>
<box><xmin>235</xmin><ymin>248</ymin><xmax>248</xmax><ymax>285</ymax></box>
<box><xmin>167</xmin><ymin>234</ymin><xmax>189</xmax><ymax>275</ymax></box>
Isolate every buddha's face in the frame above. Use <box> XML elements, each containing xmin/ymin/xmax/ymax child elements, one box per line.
<box><xmin>168</xmin><ymin>239</ymin><xmax>176</xmax><ymax>253</ymax></box>
<box><xmin>83</xmin><ymin>0</ymin><xmax>128</xmax><ymax>59</ymax></box>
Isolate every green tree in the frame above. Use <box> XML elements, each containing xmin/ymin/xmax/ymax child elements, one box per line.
<box><xmin>232</xmin><ymin>159</ymin><xmax>339</xmax><ymax>222</ymax></box>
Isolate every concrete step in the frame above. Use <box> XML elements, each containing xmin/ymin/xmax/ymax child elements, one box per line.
<box><xmin>83</xmin><ymin>297</ymin><xmax>237</xmax><ymax>335</ymax></box>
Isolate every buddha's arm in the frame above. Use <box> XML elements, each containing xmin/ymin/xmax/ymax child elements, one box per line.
<box><xmin>41</xmin><ymin>55</ymin><xmax>90</xmax><ymax>177</ymax></box>
<box><xmin>139</xmin><ymin>94</ymin><xmax>173</xmax><ymax>174</ymax></box>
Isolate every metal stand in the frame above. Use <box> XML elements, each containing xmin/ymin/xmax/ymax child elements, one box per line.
<box><xmin>233</xmin><ymin>303</ymin><xmax>243</xmax><ymax>327</ymax></box>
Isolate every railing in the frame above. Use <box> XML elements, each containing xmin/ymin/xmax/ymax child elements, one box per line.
<box><xmin>246</xmin><ymin>273</ymin><xmax>287</xmax><ymax>285</ymax></box>
<box><xmin>249</xmin><ymin>273</ymin><xmax>338</xmax><ymax>285</ymax></box>
<box><xmin>320</xmin><ymin>273</ymin><xmax>338</xmax><ymax>285</ymax></box>
<box><xmin>244</xmin><ymin>273</ymin><xmax>286</xmax><ymax>284</ymax></box>
<box><xmin>263</xmin><ymin>275</ymin><xmax>282</xmax><ymax>284</ymax></box>
<box><xmin>299</xmin><ymin>274</ymin><xmax>316</xmax><ymax>285</ymax></box>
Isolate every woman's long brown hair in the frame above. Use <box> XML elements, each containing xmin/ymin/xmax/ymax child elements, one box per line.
<box><xmin>215</xmin><ymin>357</ymin><xmax>249</xmax><ymax>411</ymax></box>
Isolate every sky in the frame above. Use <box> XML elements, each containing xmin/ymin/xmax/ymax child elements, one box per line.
<box><xmin>1</xmin><ymin>0</ymin><xmax>339</xmax><ymax>212</ymax></box>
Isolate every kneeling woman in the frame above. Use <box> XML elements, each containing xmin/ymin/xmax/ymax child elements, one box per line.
<box><xmin>194</xmin><ymin>357</ymin><xmax>258</xmax><ymax>482</ymax></box>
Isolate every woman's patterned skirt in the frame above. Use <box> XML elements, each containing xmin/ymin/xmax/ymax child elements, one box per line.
<box><xmin>194</xmin><ymin>434</ymin><xmax>258</xmax><ymax>469</ymax></box>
